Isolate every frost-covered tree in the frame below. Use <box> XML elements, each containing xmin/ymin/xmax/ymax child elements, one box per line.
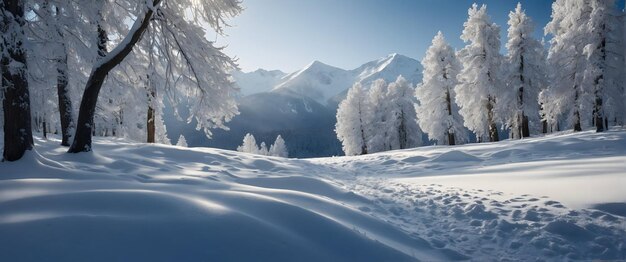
<box><xmin>386</xmin><ymin>76</ymin><xmax>422</xmax><ymax>150</ymax></box>
<box><xmin>26</xmin><ymin>0</ymin><xmax>79</xmax><ymax>146</ymax></box>
<box><xmin>456</xmin><ymin>4</ymin><xmax>504</xmax><ymax>142</ymax></box>
<box><xmin>176</xmin><ymin>134</ymin><xmax>188</xmax><ymax>147</ymax></box>
<box><xmin>258</xmin><ymin>142</ymin><xmax>269</xmax><ymax>156</ymax></box>
<box><xmin>68</xmin><ymin>0</ymin><xmax>242</xmax><ymax>153</ymax></box>
<box><xmin>366</xmin><ymin>79</ymin><xmax>389</xmax><ymax>153</ymax></box>
<box><xmin>583</xmin><ymin>0</ymin><xmax>625</xmax><ymax>131</ymax></box>
<box><xmin>1</xmin><ymin>0</ymin><xmax>33</xmax><ymax>161</ymax></box>
<box><xmin>335</xmin><ymin>83</ymin><xmax>370</xmax><ymax>156</ymax></box>
<box><xmin>545</xmin><ymin>0</ymin><xmax>592</xmax><ymax>132</ymax></box>
<box><xmin>269</xmin><ymin>135</ymin><xmax>288</xmax><ymax>157</ymax></box>
<box><xmin>416</xmin><ymin>32</ymin><xmax>468</xmax><ymax>145</ymax></box>
<box><xmin>237</xmin><ymin>133</ymin><xmax>259</xmax><ymax>154</ymax></box>
<box><xmin>503</xmin><ymin>3</ymin><xmax>547</xmax><ymax>139</ymax></box>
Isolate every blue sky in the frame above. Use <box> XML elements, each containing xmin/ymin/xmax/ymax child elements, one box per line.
<box><xmin>215</xmin><ymin>0</ymin><xmax>624</xmax><ymax>73</ymax></box>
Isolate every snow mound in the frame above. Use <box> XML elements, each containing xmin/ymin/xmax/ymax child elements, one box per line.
<box><xmin>430</xmin><ymin>150</ymin><xmax>482</xmax><ymax>162</ymax></box>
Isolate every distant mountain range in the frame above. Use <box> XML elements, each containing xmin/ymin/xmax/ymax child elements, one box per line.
<box><xmin>167</xmin><ymin>53</ymin><xmax>423</xmax><ymax>158</ymax></box>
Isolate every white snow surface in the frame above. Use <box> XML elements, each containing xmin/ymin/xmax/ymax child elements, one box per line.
<box><xmin>1</xmin><ymin>129</ymin><xmax>626</xmax><ymax>261</ymax></box>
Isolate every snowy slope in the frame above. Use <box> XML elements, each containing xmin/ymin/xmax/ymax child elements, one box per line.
<box><xmin>232</xmin><ymin>69</ymin><xmax>287</xmax><ymax>96</ymax></box>
<box><xmin>352</xmin><ymin>53</ymin><xmax>423</xmax><ymax>87</ymax></box>
<box><xmin>272</xmin><ymin>61</ymin><xmax>354</xmax><ymax>105</ymax></box>
<box><xmin>1</xmin><ymin>129</ymin><xmax>626</xmax><ymax>261</ymax></box>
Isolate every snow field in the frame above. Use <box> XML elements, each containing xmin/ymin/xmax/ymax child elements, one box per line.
<box><xmin>1</xmin><ymin>129</ymin><xmax>625</xmax><ymax>261</ymax></box>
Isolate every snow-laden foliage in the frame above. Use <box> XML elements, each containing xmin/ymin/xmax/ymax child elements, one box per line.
<box><xmin>456</xmin><ymin>4</ymin><xmax>505</xmax><ymax>142</ymax></box>
<box><xmin>237</xmin><ymin>133</ymin><xmax>288</xmax><ymax>157</ymax></box>
<box><xmin>583</xmin><ymin>0</ymin><xmax>625</xmax><ymax>130</ymax></box>
<box><xmin>416</xmin><ymin>32</ymin><xmax>468</xmax><ymax>145</ymax></box>
<box><xmin>176</xmin><ymin>134</ymin><xmax>188</xmax><ymax>147</ymax></box>
<box><xmin>502</xmin><ymin>3</ymin><xmax>548</xmax><ymax>139</ymax></box>
<box><xmin>386</xmin><ymin>76</ymin><xmax>422</xmax><ymax>149</ymax></box>
<box><xmin>366</xmin><ymin>79</ymin><xmax>390</xmax><ymax>152</ymax></box>
<box><xmin>237</xmin><ymin>133</ymin><xmax>258</xmax><ymax>154</ymax></box>
<box><xmin>336</xmin><ymin>83</ymin><xmax>369</xmax><ymax>156</ymax></box>
<box><xmin>337</xmin><ymin>77</ymin><xmax>423</xmax><ymax>155</ymax></box>
<box><xmin>544</xmin><ymin>0</ymin><xmax>592</xmax><ymax>131</ymax></box>
<box><xmin>269</xmin><ymin>135</ymin><xmax>288</xmax><ymax>158</ymax></box>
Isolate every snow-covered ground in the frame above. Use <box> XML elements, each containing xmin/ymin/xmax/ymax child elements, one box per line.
<box><xmin>1</xmin><ymin>129</ymin><xmax>625</xmax><ymax>261</ymax></box>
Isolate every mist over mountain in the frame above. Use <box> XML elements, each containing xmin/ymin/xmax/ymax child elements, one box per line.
<box><xmin>168</xmin><ymin>53</ymin><xmax>423</xmax><ymax>157</ymax></box>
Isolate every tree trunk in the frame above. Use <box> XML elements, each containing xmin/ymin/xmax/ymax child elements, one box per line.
<box><xmin>56</xmin><ymin>43</ymin><xmax>73</xmax><ymax>146</ymax></box>
<box><xmin>42</xmin><ymin>115</ymin><xmax>47</xmax><ymax>139</ymax></box>
<box><xmin>573</xmin><ymin>110</ymin><xmax>582</xmax><ymax>132</ymax></box>
<box><xmin>521</xmin><ymin>114</ymin><xmax>530</xmax><ymax>138</ymax></box>
<box><xmin>147</xmin><ymin>89</ymin><xmax>156</xmax><ymax>143</ymax></box>
<box><xmin>68</xmin><ymin>1</ymin><xmax>159</xmax><ymax>153</ymax></box>
<box><xmin>2</xmin><ymin>0</ymin><xmax>33</xmax><ymax>161</ymax></box>
<box><xmin>486</xmin><ymin>97</ymin><xmax>499</xmax><ymax>142</ymax></box>
<box><xmin>594</xmin><ymin>95</ymin><xmax>604</xmax><ymax>132</ymax></box>
<box><xmin>448</xmin><ymin>132</ymin><xmax>456</xmax><ymax>146</ymax></box>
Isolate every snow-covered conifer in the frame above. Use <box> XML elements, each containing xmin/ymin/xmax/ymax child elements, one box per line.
<box><xmin>544</xmin><ymin>0</ymin><xmax>592</xmax><ymax>132</ymax></box>
<box><xmin>503</xmin><ymin>3</ymin><xmax>547</xmax><ymax>139</ymax></box>
<box><xmin>269</xmin><ymin>135</ymin><xmax>288</xmax><ymax>157</ymax></box>
<box><xmin>386</xmin><ymin>76</ymin><xmax>423</xmax><ymax>149</ymax></box>
<box><xmin>259</xmin><ymin>142</ymin><xmax>269</xmax><ymax>156</ymax></box>
<box><xmin>176</xmin><ymin>135</ymin><xmax>188</xmax><ymax>148</ymax></box>
<box><xmin>237</xmin><ymin>133</ymin><xmax>259</xmax><ymax>154</ymax></box>
<box><xmin>336</xmin><ymin>83</ymin><xmax>370</xmax><ymax>156</ymax></box>
<box><xmin>416</xmin><ymin>32</ymin><xmax>468</xmax><ymax>145</ymax></box>
<box><xmin>456</xmin><ymin>4</ymin><xmax>504</xmax><ymax>142</ymax></box>
<box><xmin>583</xmin><ymin>0</ymin><xmax>625</xmax><ymax>131</ymax></box>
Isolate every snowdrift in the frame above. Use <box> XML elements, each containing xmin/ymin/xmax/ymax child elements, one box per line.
<box><xmin>1</xmin><ymin>129</ymin><xmax>625</xmax><ymax>261</ymax></box>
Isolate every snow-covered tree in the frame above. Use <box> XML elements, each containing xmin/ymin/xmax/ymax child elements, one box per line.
<box><xmin>583</xmin><ymin>0</ymin><xmax>625</xmax><ymax>131</ymax></box>
<box><xmin>456</xmin><ymin>4</ymin><xmax>504</xmax><ymax>142</ymax></box>
<box><xmin>416</xmin><ymin>32</ymin><xmax>468</xmax><ymax>145</ymax></box>
<box><xmin>335</xmin><ymin>83</ymin><xmax>370</xmax><ymax>156</ymax></box>
<box><xmin>2</xmin><ymin>0</ymin><xmax>33</xmax><ymax>161</ymax></box>
<box><xmin>259</xmin><ymin>142</ymin><xmax>269</xmax><ymax>156</ymax></box>
<box><xmin>68</xmin><ymin>0</ymin><xmax>243</xmax><ymax>153</ymax></box>
<box><xmin>237</xmin><ymin>133</ymin><xmax>259</xmax><ymax>154</ymax></box>
<box><xmin>386</xmin><ymin>76</ymin><xmax>423</xmax><ymax>149</ymax></box>
<box><xmin>269</xmin><ymin>135</ymin><xmax>288</xmax><ymax>157</ymax></box>
<box><xmin>503</xmin><ymin>3</ymin><xmax>547</xmax><ymax>139</ymax></box>
<box><xmin>176</xmin><ymin>134</ymin><xmax>188</xmax><ymax>147</ymax></box>
<box><xmin>545</xmin><ymin>0</ymin><xmax>592</xmax><ymax>132</ymax></box>
<box><xmin>366</xmin><ymin>79</ymin><xmax>390</xmax><ymax>153</ymax></box>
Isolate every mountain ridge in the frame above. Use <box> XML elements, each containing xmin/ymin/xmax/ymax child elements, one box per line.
<box><xmin>233</xmin><ymin>53</ymin><xmax>423</xmax><ymax>104</ymax></box>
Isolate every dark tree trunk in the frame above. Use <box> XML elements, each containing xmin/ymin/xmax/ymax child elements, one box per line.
<box><xmin>42</xmin><ymin>115</ymin><xmax>47</xmax><ymax>139</ymax></box>
<box><xmin>448</xmin><ymin>132</ymin><xmax>456</xmax><ymax>146</ymax></box>
<box><xmin>573</xmin><ymin>111</ymin><xmax>582</xmax><ymax>132</ymax></box>
<box><xmin>147</xmin><ymin>89</ymin><xmax>155</xmax><ymax>143</ymax></box>
<box><xmin>594</xmin><ymin>96</ymin><xmax>604</xmax><ymax>132</ymax></box>
<box><xmin>521</xmin><ymin>114</ymin><xmax>530</xmax><ymax>138</ymax></box>
<box><xmin>2</xmin><ymin>0</ymin><xmax>33</xmax><ymax>161</ymax></box>
<box><xmin>56</xmin><ymin>44</ymin><xmax>73</xmax><ymax>146</ymax></box>
<box><xmin>444</xmin><ymin>89</ymin><xmax>455</xmax><ymax>145</ymax></box>
<box><xmin>68</xmin><ymin>2</ymin><xmax>159</xmax><ymax>153</ymax></box>
<box><xmin>486</xmin><ymin>97</ymin><xmax>499</xmax><ymax>142</ymax></box>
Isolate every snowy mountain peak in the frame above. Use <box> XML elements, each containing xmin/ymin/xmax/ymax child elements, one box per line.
<box><xmin>233</xmin><ymin>53</ymin><xmax>423</xmax><ymax>105</ymax></box>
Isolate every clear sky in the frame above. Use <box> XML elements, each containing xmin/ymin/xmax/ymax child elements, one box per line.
<box><xmin>214</xmin><ymin>0</ymin><xmax>625</xmax><ymax>73</ymax></box>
